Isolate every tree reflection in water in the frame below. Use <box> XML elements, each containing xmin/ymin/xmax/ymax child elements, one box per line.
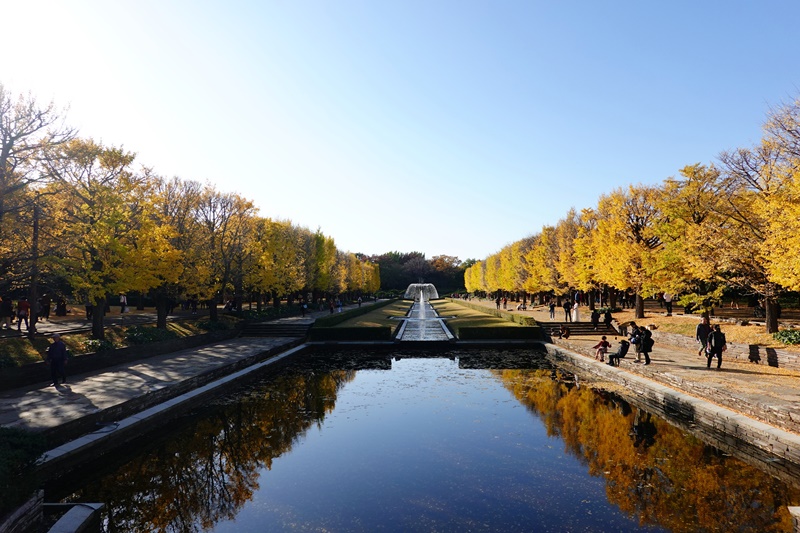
<box><xmin>53</xmin><ymin>355</ymin><xmax>800</xmax><ymax>533</ymax></box>
<box><xmin>58</xmin><ymin>363</ymin><xmax>355</xmax><ymax>533</ymax></box>
<box><xmin>499</xmin><ymin>368</ymin><xmax>800</xmax><ymax>532</ymax></box>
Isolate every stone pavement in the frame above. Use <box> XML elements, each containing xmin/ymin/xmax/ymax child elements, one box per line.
<box><xmin>455</xmin><ymin>298</ymin><xmax>800</xmax><ymax>437</ymax></box>
<box><xmin>0</xmin><ymin>302</ymin><xmax>371</xmax><ymax>438</ymax></box>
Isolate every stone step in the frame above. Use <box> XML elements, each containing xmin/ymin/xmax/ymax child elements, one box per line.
<box><xmin>541</xmin><ymin>321</ymin><xmax>619</xmax><ymax>337</ymax></box>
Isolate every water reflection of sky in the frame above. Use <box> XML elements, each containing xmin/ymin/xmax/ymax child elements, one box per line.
<box><xmin>211</xmin><ymin>357</ymin><xmax>662</xmax><ymax>532</ymax></box>
<box><xmin>58</xmin><ymin>351</ymin><xmax>799</xmax><ymax>533</ymax></box>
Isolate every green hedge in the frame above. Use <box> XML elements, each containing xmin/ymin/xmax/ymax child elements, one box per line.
<box><xmin>445</xmin><ymin>299</ymin><xmax>538</xmax><ymax>326</ymax></box>
<box><xmin>454</xmin><ymin>326</ymin><xmax>544</xmax><ymax>340</ymax></box>
<box><xmin>309</xmin><ymin>326</ymin><xmax>396</xmax><ymax>342</ymax></box>
<box><xmin>313</xmin><ymin>299</ymin><xmax>398</xmax><ymax>328</ymax></box>
<box><xmin>0</xmin><ymin>427</ymin><xmax>46</xmax><ymax>516</ymax></box>
<box><xmin>774</xmin><ymin>329</ymin><xmax>800</xmax><ymax>345</ymax></box>
<box><xmin>125</xmin><ymin>325</ymin><xmax>180</xmax><ymax>345</ymax></box>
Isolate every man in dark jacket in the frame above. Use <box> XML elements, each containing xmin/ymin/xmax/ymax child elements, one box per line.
<box><xmin>46</xmin><ymin>333</ymin><xmax>68</xmax><ymax>386</ymax></box>
<box><xmin>707</xmin><ymin>325</ymin><xmax>726</xmax><ymax>370</ymax></box>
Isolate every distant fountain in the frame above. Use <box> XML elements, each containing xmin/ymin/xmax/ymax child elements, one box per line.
<box><xmin>394</xmin><ymin>283</ymin><xmax>453</xmax><ymax>341</ymax></box>
<box><xmin>404</xmin><ymin>283</ymin><xmax>439</xmax><ymax>301</ymax></box>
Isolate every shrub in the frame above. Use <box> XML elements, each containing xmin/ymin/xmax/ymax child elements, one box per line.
<box><xmin>774</xmin><ymin>329</ymin><xmax>800</xmax><ymax>345</ymax></box>
<box><xmin>125</xmin><ymin>326</ymin><xmax>179</xmax><ymax>345</ymax></box>
<box><xmin>197</xmin><ymin>320</ymin><xmax>231</xmax><ymax>331</ymax></box>
<box><xmin>0</xmin><ymin>427</ymin><xmax>46</xmax><ymax>516</ymax></box>
<box><xmin>83</xmin><ymin>338</ymin><xmax>115</xmax><ymax>352</ymax></box>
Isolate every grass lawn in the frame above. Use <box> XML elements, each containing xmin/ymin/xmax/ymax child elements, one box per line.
<box><xmin>432</xmin><ymin>300</ymin><xmax>523</xmax><ymax>329</ymax></box>
<box><xmin>332</xmin><ymin>300</ymin><xmax>413</xmax><ymax>328</ymax></box>
<box><xmin>332</xmin><ymin>299</ymin><xmax>526</xmax><ymax>330</ymax></box>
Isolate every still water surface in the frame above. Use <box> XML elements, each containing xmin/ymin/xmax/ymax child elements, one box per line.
<box><xmin>52</xmin><ymin>349</ymin><xmax>800</xmax><ymax>532</ymax></box>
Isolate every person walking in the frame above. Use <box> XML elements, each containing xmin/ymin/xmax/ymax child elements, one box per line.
<box><xmin>0</xmin><ymin>296</ymin><xmax>13</xmax><ymax>329</ymax></box>
<box><xmin>16</xmin><ymin>297</ymin><xmax>31</xmax><ymax>331</ymax></box>
<box><xmin>707</xmin><ymin>324</ymin><xmax>727</xmax><ymax>370</ymax></box>
<box><xmin>695</xmin><ymin>317</ymin><xmax>712</xmax><ymax>357</ymax></box>
<box><xmin>46</xmin><ymin>333</ymin><xmax>68</xmax><ymax>386</ymax></box>
<box><xmin>40</xmin><ymin>293</ymin><xmax>52</xmax><ymax>321</ymax></box>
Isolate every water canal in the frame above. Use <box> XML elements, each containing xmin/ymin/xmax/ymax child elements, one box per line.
<box><xmin>47</xmin><ymin>349</ymin><xmax>800</xmax><ymax>532</ymax></box>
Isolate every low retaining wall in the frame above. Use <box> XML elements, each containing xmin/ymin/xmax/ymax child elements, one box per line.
<box><xmin>650</xmin><ymin>330</ymin><xmax>800</xmax><ymax>372</ymax></box>
<box><xmin>0</xmin><ymin>490</ymin><xmax>42</xmax><ymax>533</ymax></box>
<box><xmin>544</xmin><ymin>341</ymin><xmax>800</xmax><ymax>487</ymax></box>
<box><xmin>37</xmin><ymin>342</ymin><xmax>309</xmax><ymax>481</ymax></box>
<box><xmin>0</xmin><ymin>329</ymin><xmax>240</xmax><ymax>390</ymax></box>
<box><xmin>39</xmin><ymin>336</ymin><xmax>302</xmax><ymax>448</ymax></box>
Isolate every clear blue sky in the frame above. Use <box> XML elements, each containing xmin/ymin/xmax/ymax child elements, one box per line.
<box><xmin>5</xmin><ymin>1</ymin><xmax>799</xmax><ymax>261</ymax></box>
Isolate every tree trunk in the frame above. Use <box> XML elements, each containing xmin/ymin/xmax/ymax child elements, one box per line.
<box><xmin>155</xmin><ymin>293</ymin><xmax>168</xmax><ymax>329</ymax></box>
<box><xmin>635</xmin><ymin>294</ymin><xmax>645</xmax><ymax>320</ymax></box>
<box><xmin>137</xmin><ymin>293</ymin><xmax>145</xmax><ymax>311</ymax></box>
<box><xmin>765</xmin><ymin>297</ymin><xmax>779</xmax><ymax>334</ymax></box>
<box><xmin>609</xmin><ymin>288</ymin><xmax>618</xmax><ymax>310</ymax></box>
<box><xmin>208</xmin><ymin>298</ymin><xmax>218</xmax><ymax>322</ymax></box>
<box><xmin>92</xmin><ymin>296</ymin><xmax>106</xmax><ymax>339</ymax></box>
<box><xmin>27</xmin><ymin>200</ymin><xmax>40</xmax><ymax>340</ymax></box>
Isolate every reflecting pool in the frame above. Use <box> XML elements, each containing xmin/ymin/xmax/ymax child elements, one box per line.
<box><xmin>48</xmin><ymin>349</ymin><xmax>800</xmax><ymax>532</ymax></box>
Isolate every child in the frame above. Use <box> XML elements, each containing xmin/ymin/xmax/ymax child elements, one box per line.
<box><xmin>593</xmin><ymin>335</ymin><xmax>611</xmax><ymax>362</ymax></box>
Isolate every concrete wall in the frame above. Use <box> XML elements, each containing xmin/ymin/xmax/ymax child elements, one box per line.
<box><xmin>542</xmin><ymin>341</ymin><xmax>800</xmax><ymax>488</ymax></box>
<box><xmin>0</xmin><ymin>490</ymin><xmax>42</xmax><ymax>533</ymax></box>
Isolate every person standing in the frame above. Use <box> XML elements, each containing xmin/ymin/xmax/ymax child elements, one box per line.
<box><xmin>603</xmin><ymin>309</ymin><xmax>613</xmax><ymax>329</ymax></box>
<box><xmin>590</xmin><ymin>309</ymin><xmax>600</xmax><ymax>330</ymax></box>
<box><xmin>663</xmin><ymin>293</ymin><xmax>673</xmax><ymax>316</ymax></box>
<box><xmin>563</xmin><ymin>300</ymin><xmax>572</xmax><ymax>322</ymax></box>
<box><xmin>46</xmin><ymin>333</ymin><xmax>68</xmax><ymax>386</ymax></box>
<box><xmin>120</xmin><ymin>293</ymin><xmax>127</xmax><ymax>314</ymax></box>
<box><xmin>695</xmin><ymin>317</ymin><xmax>711</xmax><ymax>357</ymax></box>
<box><xmin>571</xmin><ymin>301</ymin><xmax>581</xmax><ymax>322</ymax></box>
<box><xmin>549</xmin><ymin>301</ymin><xmax>556</xmax><ymax>320</ymax></box>
<box><xmin>707</xmin><ymin>325</ymin><xmax>727</xmax><ymax>370</ymax></box>
<box><xmin>629</xmin><ymin>325</ymin><xmax>642</xmax><ymax>362</ymax></box>
<box><xmin>641</xmin><ymin>328</ymin><xmax>654</xmax><ymax>365</ymax></box>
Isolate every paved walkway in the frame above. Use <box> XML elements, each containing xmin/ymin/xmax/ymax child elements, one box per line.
<box><xmin>456</xmin><ymin>298</ymin><xmax>800</xmax><ymax>436</ymax></box>
<box><xmin>0</xmin><ymin>302</ymin><xmax>370</xmax><ymax>435</ymax></box>
<box><xmin>3</xmin><ymin>297</ymin><xmax>799</xmax><ymax>453</ymax></box>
